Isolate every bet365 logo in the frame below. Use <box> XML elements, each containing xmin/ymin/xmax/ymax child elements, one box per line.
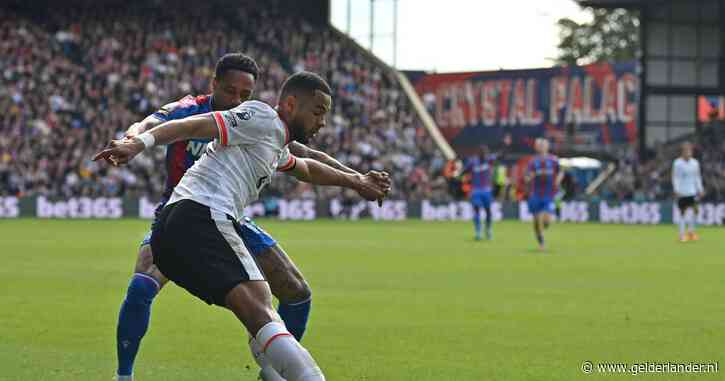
<box><xmin>0</xmin><ymin>197</ymin><xmax>19</xmax><ymax>218</ymax></box>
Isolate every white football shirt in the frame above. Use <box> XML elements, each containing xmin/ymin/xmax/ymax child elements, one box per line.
<box><xmin>672</xmin><ymin>157</ymin><xmax>703</xmax><ymax>198</ymax></box>
<box><xmin>168</xmin><ymin>100</ymin><xmax>296</xmax><ymax>219</ymax></box>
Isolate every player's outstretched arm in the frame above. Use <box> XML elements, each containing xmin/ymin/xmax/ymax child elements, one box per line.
<box><xmin>288</xmin><ymin>141</ymin><xmax>358</xmax><ymax>175</ymax></box>
<box><xmin>124</xmin><ymin>115</ymin><xmax>164</xmax><ymax>138</ymax></box>
<box><xmin>134</xmin><ymin>113</ymin><xmax>219</xmax><ymax>145</ymax></box>
<box><xmin>288</xmin><ymin>158</ymin><xmax>391</xmax><ymax>202</ymax></box>
<box><xmin>93</xmin><ymin>114</ymin><xmax>218</xmax><ymax>166</ymax></box>
<box><xmin>125</xmin><ymin>97</ymin><xmax>192</xmax><ymax>137</ymax></box>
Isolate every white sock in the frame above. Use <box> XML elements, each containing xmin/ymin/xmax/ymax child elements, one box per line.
<box><xmin>116</xmin><ymin>375</ymin><xmax>133</xmax><ymax>381</ymax></box>
<box><xmin>678</xmin><ymin>214</ymin><xmax>686</xmax><ymax>236</ymax></box>
<box><xmin>687</xmin><ymin>209</ymin><xmax>696</xmax><ymax>233</ymax></box>
<box><xmin>249</xmin><ymin>337</ymin><xmax>285</xmax><ymax>381</ymax></box>
<box><xmin>256</xmin><ymin>322</ymin><xmax>325</xmax><ymax>381</ymax></box>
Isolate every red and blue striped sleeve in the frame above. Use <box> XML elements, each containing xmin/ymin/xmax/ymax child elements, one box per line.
<box><xmin>152</xmin><ymin>95</ymin><xmax>206</xmax><ymax>122</ymax></box>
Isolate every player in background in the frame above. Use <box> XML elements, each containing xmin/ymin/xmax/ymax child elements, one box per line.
<box><xmin>525</xmin><ymin>139</ymin><xmax>563</xmax><ymax>250</ymax></box>
<box><xmin>115</xmin><ymin>54</ymin><xmax>374</xmax><ymax>381</ymax></box>
<box><xmin>672</xmin><ymin>142</ymin><xmax>704</xmax><ymax>242</ymax></box>
<box><xmin>95</xmin><ymin>71</ymin><xmax>391</xmax><ymax>381</ymax></box>
<box><xmin>462</xmin><ymin>145</ymin><xmax>496</xmax><ymax>240</ymax></box>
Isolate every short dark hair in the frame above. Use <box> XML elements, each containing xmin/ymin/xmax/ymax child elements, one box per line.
<box><xmin>280</xmin><ymin>71</ymin><xmax>332</xmax><ymax>99</ymax></box>
<box><xmin>215</xmin><ymin>53</ymin><xmax>259</xmax><ymax>80</ymax></box>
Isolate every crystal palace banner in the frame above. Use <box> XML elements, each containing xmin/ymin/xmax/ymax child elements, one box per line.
<box><xmin>410</xmin><ymin>62</ymin><xmax>639</xmax><ymax>150</ymax></box>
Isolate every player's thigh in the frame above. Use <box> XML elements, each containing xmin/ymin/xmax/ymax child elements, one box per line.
<box><xmin>530</xmin><ymin>198</ymin><xmax>552</xmax><ymax>216</ymax></box>
<box><xmin>481</xmin><ymin>192</ymin><xmax>493</xmax><ymax>210</ymax></box>
<box><xmin>678</xmin><ymin>196</ymin><xmax>696</xmax><ymax>213</ymax></box>
<box><xmin>255</xmin><ymin>244</ymin><xmax>311</xmax><ymax>304</ymax></box>
<box><xmin>470</xmin><ymin>191</ymin><xmax>484</xmax><ymax>208</ymax></box>
<box><xmin>153</xmin><ymin>201</ymin><xmax>268</xmax><ymax>310</ymax></box>
<box><xmin>543</xmin><ymin>199</ymin><xmax>555</xmax><ymax>215</ymax></box>
<box><xmin>236</xmin><ymin>218</ymin><xmax>311</xmax><ymax>303</ymax></box>
<box><xmin>225</xmin><ymin>280</ymin><xmax>280</xmax><ymax>336</ymax></box>
<box><xmin>134</xmin><ymin>244</ymin><xmax>169</xmax><ymax>288</ymax></box>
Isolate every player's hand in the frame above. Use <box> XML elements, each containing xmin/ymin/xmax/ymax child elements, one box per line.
<box><xmin>354</xmin><ymin>171</ymin><xmax>391</xmax><ymax>202</ymax></box>
<box><xmin>368</xmin><ymin>170</ymin><xmax>392</xmax><ymax>206</ymax></box>
<box><xmin>92</xmin><ymin>138</ymin><xmax>145</xmax><ymax>166</ymax></box>
<box><xmin>94</xmin><ymin>139</ymin><xmax>123</xmax><ymax>166</ymax></box>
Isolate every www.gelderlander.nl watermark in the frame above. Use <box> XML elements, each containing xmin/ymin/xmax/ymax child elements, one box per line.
<box><xmin>581</xmin><ymin>361</ymin><xmax>719</xmax><ymax>375</ymax></box>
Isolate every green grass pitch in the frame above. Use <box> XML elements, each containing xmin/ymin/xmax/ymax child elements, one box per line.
<box><xmin>1</xmin><ymin>219</ymin><xmax>723</xmax><ymax>380</ymax></box>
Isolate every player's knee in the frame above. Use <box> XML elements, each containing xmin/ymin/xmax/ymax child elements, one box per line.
<box><xmin>134</xmin><ymin>245</ymin><xmax>168</xmax><ymax>288</ymax></box>
<box><xmin>257</xmin><ymin>246</ymin><xmax>312</xmax><ymax>304</ymax></box>
<box><xmin>277</xmin><ymin>277</ymin><xmax>311</xmax><ymax>305</ymax></box>
<box><xmin>290</xmin><ymin>279</ymin><xmax>312</xmax><ymax>304</ymax></box>
<box><xmin>134</xmin><ymin>245</ymin><xmax>154</xmax><ymax>273</ymax></box>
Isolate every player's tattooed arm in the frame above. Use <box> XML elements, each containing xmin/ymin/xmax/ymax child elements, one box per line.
<box><xmin>287</xmin><ymin>158</ymin><xmax>391</xmax><ymax>202</ymax></box>
<box><xmin>288</xmin><ymin>141</ymin><xmax>359</xmax><ymax>175</ymax></box>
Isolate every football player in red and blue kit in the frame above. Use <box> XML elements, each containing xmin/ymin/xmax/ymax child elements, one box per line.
<box><xmin>115</xmin><ymin>53</ymin><xmax>372</xmax><ymax>381</ymax></box>
<box><xmin>463</xmin><ymin>145</ymin><xmax>497</xmax><ymax>240</ymax></box>
<box><xmin>525</xmin><ymin>138</ymin><xmax>563</xmax><ymax>250</ymax></box>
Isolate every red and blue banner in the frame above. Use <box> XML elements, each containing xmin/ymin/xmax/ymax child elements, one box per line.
<box><xmin>411</xmin><ymin>62</ymin><xmax>639</xmax><ymax>152</ymax></box>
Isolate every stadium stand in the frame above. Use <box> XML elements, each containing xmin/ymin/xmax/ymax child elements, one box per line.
<box><xmin>0</xmin><ymin>0</ymin><xmax>449</xmax><ymax>201</ymax></box>
<box><xmin>599</xmin><ymin>117</ymin><xmax>725</xmax><ymax>202</ymax></box>
<box><xmin>1</xmin><ymin>0</ymin><xmax>722</xmax><ymax>203</ymax></box>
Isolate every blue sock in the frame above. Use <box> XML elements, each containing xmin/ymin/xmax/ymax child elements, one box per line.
<box><xmin>277</xmin><ymin>298</ymin><xmax>311</xmax><ymax>341</ymax></box>
<box><xmin>117</xmin><ymin>273</ymin><xmax>159</xmax><ymax>376</ymax></box>
<box><xmin>473</xmin><ymin>207</ymin><xmax>482</xmax><ymax>237</ymax></box>
<box><xmin>536</xmin><ymin>233</ymin><xmax>545</xmax><ymax>246</ymax></box>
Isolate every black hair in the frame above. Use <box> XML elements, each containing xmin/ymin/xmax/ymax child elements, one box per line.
<box><xmin>279</xmin><ymin>71</ymin><xmax>332</xmax><ymax>99</ymax></box>
<box><xmin>215</xmin><ymin>53</ymin><xmax>260</xmax><ymax>80</ymax></box>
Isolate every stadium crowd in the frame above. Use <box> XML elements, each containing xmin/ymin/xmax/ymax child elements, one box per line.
<box><xmin>1</xmin><ymin>1</ymin><xmax>722</xmax><ymax>203</ymax></box>
<box><xmin>0</xmin><ymin>1</ymin><xmax>448</xmax><ymax>202</ymax></box>
<box><xmin>599</xmin><ymin>117</ymin><xmax>725</xmax><ymax>202</ymax></box>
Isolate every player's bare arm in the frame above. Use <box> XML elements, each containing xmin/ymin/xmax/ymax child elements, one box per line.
<box><xmin>524</xmin><ymin>172</ymin><xmax>533</xmax><ymax>195</ymax></box>
<box><xmin>125</xmin><ymin>98</ymin><xmax>189</xmax><ymax>138</ymax></box>
<box><xmin>289</xmin><ymin>141</ymin><xmax>391</xmax><ymax>205</ymax></box>
<box><xmin>288</xmin><ymin>157</ymin><xmax>391</xmax><ymax>201</ymax></box>
<box><xmin>124</xmin><ymin>115</ymin><xmax>164</xmax><ymax>138</ymax></box>
<box><xmin>288</xmin><ymin>141</ymin><xmax>358</xmax><ymax>174</ymax></box>
<box><xmin>93</xmin><ymin>114</ymin><xmax>217</xmax><ymax>165</ymax></box>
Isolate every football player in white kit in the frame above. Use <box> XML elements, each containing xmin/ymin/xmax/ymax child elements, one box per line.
<box><xmin>672</xmin><ymin>142</ymin><xmax>704</xmax><ymax>242</ymax></box>
<box><xmin>94</xmin><ymin>72</ymin><xmax>391</xmax><ymax>381</ymax></box>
